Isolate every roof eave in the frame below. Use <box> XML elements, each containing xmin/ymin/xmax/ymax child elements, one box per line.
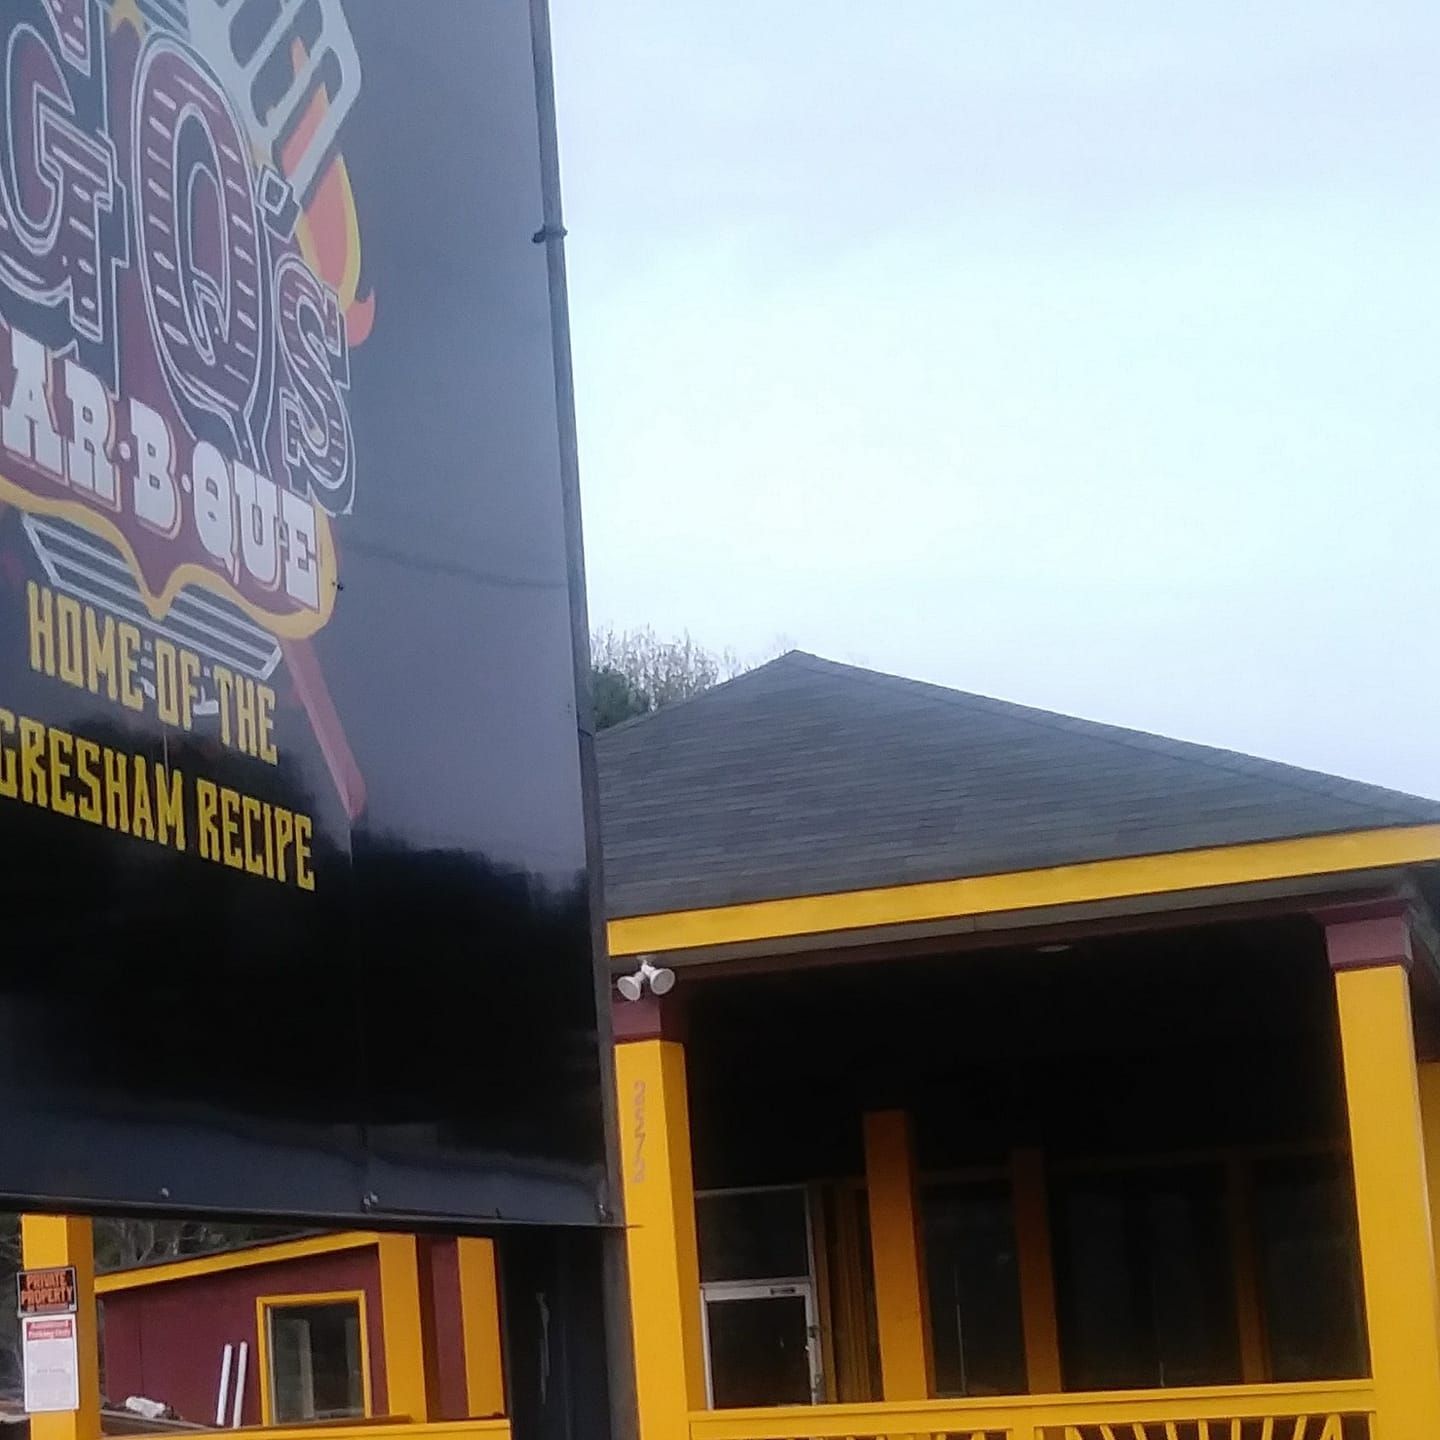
<box><xmin>606</xmin><ymin>823</ymin><xmax>1440</xmax><ymax>961</ymax></box>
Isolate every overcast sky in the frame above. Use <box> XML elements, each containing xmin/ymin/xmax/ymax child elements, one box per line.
<box><xmin>549</xmin><ymin>2</ymin><xmax>1440</xmax><ymax>800</ymax></box>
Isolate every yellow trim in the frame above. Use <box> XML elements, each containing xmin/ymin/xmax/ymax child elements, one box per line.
<box><xmin>22</xmin><ymin>1215</ymin><xmax>102</xmax><ymax>1440</ymax></box>
<box><xmin>455</xmin><ymin>1239</ymin><xmax>506</xmax><ymax>1419</ymax></box>
<box><xmin>0</xmin><ymin>471</ymin><xmax>339</xmax><ymax>639</ymax></box>
<box><xmin>377</xmin><ymin>1234</ymin><xmax>433</xmax><ymax>1424</ymax></box>
<box><xmin>96</xmin><ymin>1233</ymin><xmax>379</xmax><ymax>1293</ymax></box>
<box><xmin>862</xmin><ymin>1110</ymin><xmax>932</xmax><ymax>1401</ymax></box>
<box><xmin>255</xmin><ymin>1289</ymin><xmax>373</xmax><ymax>1426</ymax></box>
<box><xmin>607</xmin><ymin>825</ymin><xmax>1440</xmax><ymax>956</ymax></box>
<box><xmin>1334</xmin><ymin>963</ymin><xmax>1440</xmax><ymax>1431</ymax></box>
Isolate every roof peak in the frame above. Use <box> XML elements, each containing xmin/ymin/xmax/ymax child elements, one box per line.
<box><xmin>645</xmin><ymin>648</ymin><xmax>1438</xmax><ymax>811</ymax></box>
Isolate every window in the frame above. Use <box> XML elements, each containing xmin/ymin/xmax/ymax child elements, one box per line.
<box><xmin>698</xmin><ymin>1187</ymin><xmax>812</xmax><ymax>1283</ymax></box>
<box><xmin>1052</xmin><ymin>1164</ymin><xmax>1240</xmax><ymax>1391</ymax></box>
<box><xmin>696</xmin><ymin>1187</ymin><xmax>821</xmax><ymax>1407</ymax></box>
<box><xmin>923</xmin><ymin>1179</ymin><xmax>1026</xmax><ymax>1397</ymax></box>
<box><xmin>1253</xmin><ymin>1155</ymin><xmax>1367</xmax><ymax>1381</ymax></box>
<box><xmin>259</xmin><ymin>1294</ymin><xmax>370</xmax><ymax>1424</ymax></box>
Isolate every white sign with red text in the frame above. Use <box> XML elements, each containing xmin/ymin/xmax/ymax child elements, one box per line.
<box><xmin>22</xmin><ymin>1314</ymin><xmax>80</xmax><ymax>1413</ymax></box>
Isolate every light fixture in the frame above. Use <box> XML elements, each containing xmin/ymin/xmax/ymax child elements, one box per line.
<box><xmin>616</xmin><ymin>957</ymin><xmax>676</xmax><ymax>1002</ymax></box>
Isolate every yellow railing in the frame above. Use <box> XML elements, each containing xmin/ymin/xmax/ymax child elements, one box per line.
<box><xmin>227</xmin><ymin>1427</ymin><xmax>511</xmax><ymax>1440</ymax></box>
<box><xmin>127</xmin><ymin>1425</ymin><xmax>512</xmax><ymax>1440</ymax></box>
<box><xmin>686</xmin><ymin>1379</ymin><xmax>1375</xmax><ymax>1440</ymax></box>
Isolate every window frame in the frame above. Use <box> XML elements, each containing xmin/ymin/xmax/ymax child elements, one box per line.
<box><xmin>695</xmin><ymin>1184</ymin><xmax>824</xmax><ymax>1406</ymax></box>
<box><xmin>255</xmin><ymin>1289</ymin><xmax>374</xmax><ymax>1426</ymax></box>
<box><xmin>699</xmin><ymin>1280</ymin><xmax>822</xmax><ymax>1409</ymax></box>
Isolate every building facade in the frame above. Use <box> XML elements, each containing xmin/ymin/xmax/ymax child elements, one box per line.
<box><xmin>95</xmin><ymin>1234</ymin><xmax>503</xmax><ymax>1429</ymax></box>
<box><xmin>600</xmin><ymin>653</ymin><xmax>1440</xmax><ymax>1440</ymax></box>
<box><xmin>26</xmin><ymin>652</ymin><xmax>1440</xmax><ymax>1440</ymax></box>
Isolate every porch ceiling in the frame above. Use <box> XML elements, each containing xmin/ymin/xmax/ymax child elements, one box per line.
<box><xmin>682</xmin><ymin>915</ymin><xmax>1347</xmax><ymax>1185</ymax></box>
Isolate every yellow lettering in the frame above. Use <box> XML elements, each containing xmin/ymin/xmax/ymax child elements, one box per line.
<box><xmin>103</xmin><ymin>747</ymin><xmax>129</xmax><ymax>832</ymax></box>
<box><xmin>179</xmin><ymin>649</ymin><xmax>200</xmax><ymax>731</ymax></box>
<box><xmin>214</xmin><ymin>665</ymin><xmax>234</xmax><ymax>746</ymax></box>
<box><xmin>262</xmin><ymin>801</ymin><xmax>275</xmax><ymax>879</ymax></box>
<box><xmin>156</xmin><ymin>765</ymin><xmax>184</xmax><ymax>851</ymax></box>
<box><xmin>196</xmin><ymin>778</ymin><xmax>219</xmax><ymax>861</ymax></box>
<box><xmin>55</xmin><ymin>595</ymin><xmax>83</xmax><ymax>686</ymax></box>
<box><xmin>130</xmin><ymin>756</ymin><xmax>154</xmax><ymax>840</ymax></box>
<box><xmin>274</xmin><ymin>807</ymin><xmax>293</xmax><ymax>884</ymax></box>
<box><xmin>219</xmin><ymin>787</ymin><xmax>243</xmax><ymax>869</ymax></box>
<box><xmin>240</xmin><ymin>794</ymin><xmax>263</xmax><ymax>876</ymax></box>
<box><xmin>27</xmin><ymin>582</ymin><xmax>54</xmax><ymax>677</ymax></box>
<box><xmin>75</xmin><ymin>738</ymin><xmax>101</xmax><ymax>823</ymax></box>
<box><xmin>258</xmin><ymin>684</ymin><xmax>277</xmax><ymax>764</ymax></box>
<box><xmin>235</xmin><ymin>675</ymin><xmax>258</xmax><ymax>756</ymax></box>
<box><xmin>0</xmin><ymin>709</ymin><xmax>15</xmax><ymax>799</ymax></box>
<box><xmin>85</xmin><ymin>607</ymin><xmax>118</xmax><ymax>701</ymax></box>
<box><xmin>154</xmin><ymin>639</ymin><xmax>180</xmax><ymax>725</ymax></box>
<box><xmin>47</xmin><ymin>727</ymin><xmax>74</xmax><ymax>817</ymax></box>
<box><xmin>19</xmin><ymin>719</ymin><xmax>46</xmax><ymax>808</ymax></box>
<box><xmin>295</xmin><ymin>813</ymin><xmax>314</xmax><ymax>892</ymax></box>
<box><xmin>118</xmin><ymin>624</ymin><xmax>143</xmax><ymax>711</ymax></box>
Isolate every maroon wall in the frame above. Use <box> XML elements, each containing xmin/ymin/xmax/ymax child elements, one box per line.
<box><xmin>100</xmin><ymin>1247</ymin><xmax>385</xmax><ymax>1426</ymax></box>
<box><xmin>427</xmin><ymin>1239</ymin><xmax>467</xmax><ymax>1421</ymax></box>
<box><xmin>99</xmin><ymin>1241</ymin><xmax>478</xmax><ymax>1427</ymax></box>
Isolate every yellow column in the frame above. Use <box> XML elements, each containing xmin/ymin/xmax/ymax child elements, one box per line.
<box><xmin>1420</xmin><ymin>1061</ymin><xmax>1440</xmax><ymax>1257</ymax></box>
<box><xmin>1011</xmin><ymin>1149</ymin><xmax>1062</xmax><ymax>1393</ymax></box>
<box><xmin>456</xmin><ymin>1238</ymin><xmax>505</xmax><ymax>1418</ymax></box>
<box><xmin>1225</xmin><ymin>1155</ymin><xmax>1269</xmax><ymax>1385</ymax></box>
<box><xmin>377</xmin><ymin>1234</ymin><xmax>436</xmax><ymax>1421</ymax></box>
<box><xmin>616</xmin><ymin>1038</ymin><xmax>706</xmax><ymax>1438</ymax></box>
<box><xmin>20</xmin><ymin>1215</ymin><xmax>101</xmax><ymax>1440</ymax></box>
<box><xmin>1333</xmin><ymin>957</ymin><xmax>1440</xmax><ymax>1438</ymax></box>
<box><xmin>862</xmin><ymin>1110</ymin><xmax>933</xmax><ymax>1400</ymax></box>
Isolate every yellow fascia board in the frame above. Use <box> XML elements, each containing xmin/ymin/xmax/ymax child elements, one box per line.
<box><xmin>95</xmin><ymin>1231</ymin><xmax>380</xmax><ymax>1293</ymax></box>
<box><xmin>607</xmin><ymin>824</ymin><xmax>1440</xmax><ymax>957</ymax></box>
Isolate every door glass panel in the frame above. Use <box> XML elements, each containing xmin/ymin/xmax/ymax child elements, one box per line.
<box><xmin>707</xmin><ymin>1294</ymin><xmax>812</xmax><ymax>1408</ymax></box>
<box><xmin>1253</xmin><ymin>1155</ymin><xmax>1367</xmax><ymax>1381</ymax></box>
<box><xmin>1053</xmin><ymin>1164</ymin><xmax>1239</xmax><ymax>1391</ymax></box>
<box><xmin>697</xmin><ymin>1189</ymin><xmax>810</xmax><ymax>1283</ymax></box>
<box><xmin>923</xmin><ymin>1179</ymin><xmax>1027</xmax><ymax>1396</ymax></box>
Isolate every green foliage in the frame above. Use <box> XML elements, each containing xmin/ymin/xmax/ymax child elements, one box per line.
<box><xmin>591</xmin><ymin>663</ymin><xmax>652</xmax><ymax>730</ymax></box>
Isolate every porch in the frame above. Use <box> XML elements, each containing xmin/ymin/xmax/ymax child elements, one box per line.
<box><xmin>615</xmin><ymin>903</ymin><xmax>1440</xmax><ymax>1440</ymax></box>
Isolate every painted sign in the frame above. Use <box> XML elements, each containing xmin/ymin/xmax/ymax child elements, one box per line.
<box><xmin>17</xmin><ymin>1266</ymin><xmax>78</xmax><ymax>1316</ymax></box>
<box><xmin>22</xmin><ymin>1315</ymin><xmax>79</xmax><ymax>1412</ymax></box>
<box><xmin>0</xmin><ymin>0</ymin><xmax>608</xmax><ymax>1227</ymax></box>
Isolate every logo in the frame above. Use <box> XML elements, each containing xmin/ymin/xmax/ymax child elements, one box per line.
<box><xmin>0</xmin><ymin>0</ymin><xmax>371</xmax><ymax>639</ymax></box>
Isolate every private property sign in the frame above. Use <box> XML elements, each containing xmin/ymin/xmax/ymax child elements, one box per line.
<box><xmin>17</xmin><ymin>1266</ymin><xmax>78</xmax><ymax>1317</ymax></box>
<box><xmin>0</xmin><ymin>1</ymin><xmax>608</xmax><ymax>1228</ymax></box>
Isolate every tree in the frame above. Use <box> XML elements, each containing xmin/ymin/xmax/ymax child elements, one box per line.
<box><xmin>589</xmin><ymin>627</ymin><xmax>748</xmax><ymax>730</ymax></box>
<box><xmin>90</xmin><ymin>1218</ymin><xmax>300</xmax><ymax>1272</ymax></box>
<box><xmin>591</xmin><ymin>660</ymin><xmax>651</xmax><ymax>730</ymax></box>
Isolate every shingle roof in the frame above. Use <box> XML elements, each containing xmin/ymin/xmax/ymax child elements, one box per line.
<box><xmin>595</xmin><ymin>651</ymin><xmax>1440</xmax><ymax>919</ymax></box>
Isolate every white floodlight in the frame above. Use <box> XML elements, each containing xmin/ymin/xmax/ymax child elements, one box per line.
<box><xmin>616</xmin><ymin>957</ymin><xmax>676</xmax><ymax>1002</ymax></box>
